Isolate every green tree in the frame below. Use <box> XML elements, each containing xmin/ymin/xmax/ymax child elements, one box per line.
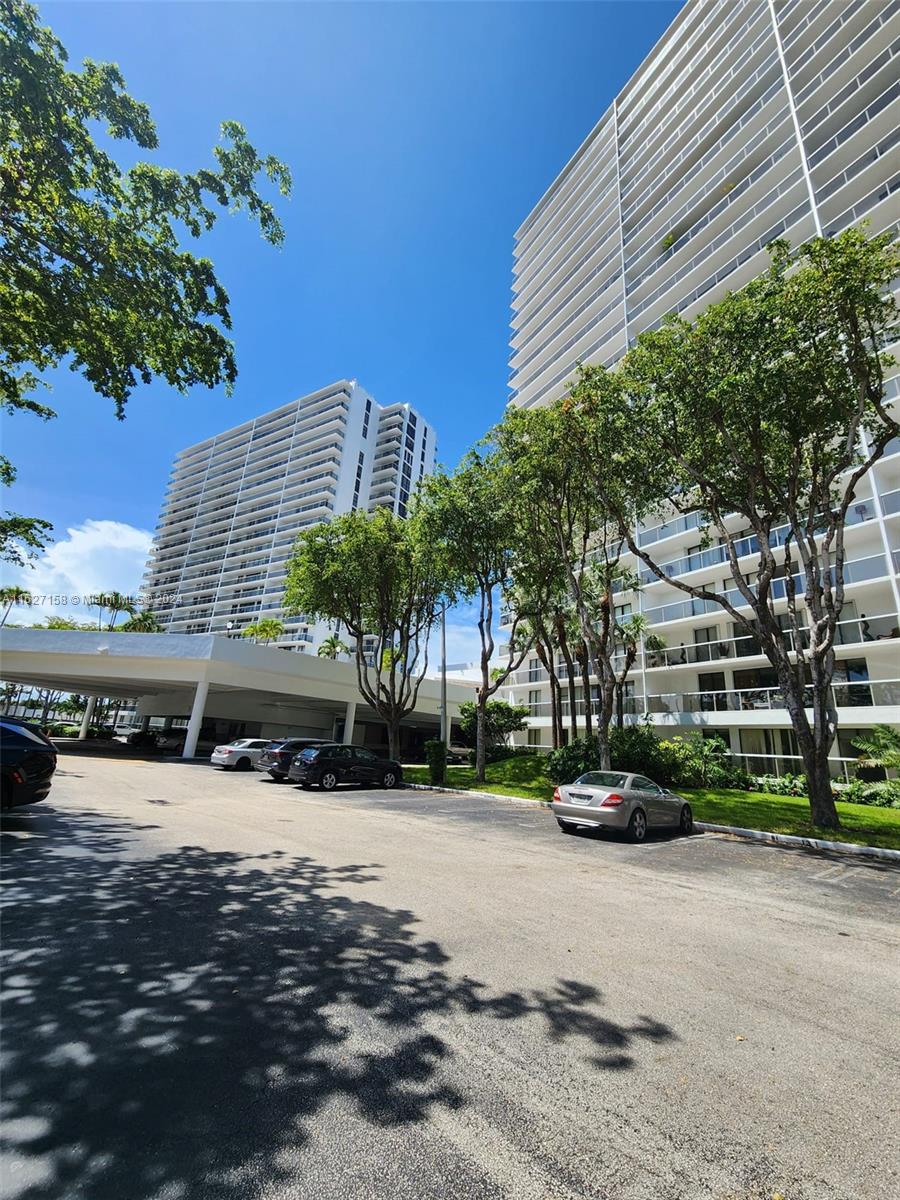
<box><xmin>117</xmin><ymin>610</ymin><xmax>164</xmax><ymax>633</ymax></box>
<box><xmin>0</xmin><ymin>584</ymin><xmax>32</xmax><ymax>625</ymax></box>
<box><xmin>316</xmin><ymin>632</ymin><xmax>348</xmax><ymax>660</ymax></box>
<box><xmin>284</xmin><ymin>507</ymin><xmax>456</xmax><ymax>760</ymax></box>
<box><xmin>56</xmin><ymin>693</ymin><xmax>87</xmax><ymax>718</ymax></box>
<box><xmin>87</xmin><ymin>591</ymin><xmax>136</xmax><ymax>630</ymax></box>
<box><xmin>604</xmin><ymin>227</ymin><xmax>900</xmax><ymax>829</ymax></box>
<box><xmin>242</xmin><ymin>618</ymin><xmax>284</xmax><ymax>646</ymax></box>
<box><xmin>417</xmin><ymin>451</ymin><xmax>535</xmax><ymax>782</ymax></box>
<box><xmin>458</xmin><ymin>700</ymin><xmax>529</xmax><ymax>749</ymax></box>
<box><xmin>0</xmin><ymin>1</ymin><xmax>292</xmax><ymax>563</ymax></box>
<box><xmin>493</xmin><ymin>390</ymin><xmax>640</xmax><ymax>771</ymax></box>
<box><xmin>35</xmin><ymin>615</ymin><xmax>92</xmax><ymax>630</ymax></box>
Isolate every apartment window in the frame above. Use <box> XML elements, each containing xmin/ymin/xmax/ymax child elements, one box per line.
<box><xmin>528</xmin><ymin>689</ymin><xmax>542</xmax><ymax>711</ymax></box>
<box><xmin>527</xmin><ymin>728</ymin><xmax>542</xmax><ymax>748</ymax></box>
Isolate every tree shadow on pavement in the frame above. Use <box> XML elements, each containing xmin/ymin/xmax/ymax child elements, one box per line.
<box><xmin>1</xmin><ymin>806</ymin><xmax>676</xmax><ymax>1200</ymax></box>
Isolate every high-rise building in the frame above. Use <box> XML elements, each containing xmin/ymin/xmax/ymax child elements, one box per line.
<box><xmin>505</xmin><ymin>0</ymin><xmax>900</xmax><ymax>776</ymax></box>
<box><xmin>143</xmin><ymin>380</ymin><xmax>436</xmax><ymax>651</ymax></box>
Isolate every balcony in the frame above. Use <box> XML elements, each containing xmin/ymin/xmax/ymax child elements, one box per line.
<box><xmin>644</xmin><ymin>612</ymin><xmax>900</xmax><ymax>668</ymax></box>
<box><xmin>646</xmin><ymin>678</ymin><xmax>900</xmax><ymax>715</ymax></box>
<box><xmin>643</xmin><ymin>553</ymin><xmax>893</xmax><ymax>625</ymax></box>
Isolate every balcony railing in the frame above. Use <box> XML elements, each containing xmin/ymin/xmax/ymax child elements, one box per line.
<box><xmin>640</xmin><ymin>494</ymin><xmax>898</xmax><ymax>585</ymax></box>
<box><xmin>646</xmin><ymin>679</ymin><xmax>900</xmax><ymax>714</ymax></box>
<box><xmin>643</xmin><ymin>553</ymin><xmax>891</xmax><ymax>625</ymax></box>
<box><xmin>645</xmin><ymin>612</ymin><xmax>900</xmax><ymax>668</ymax></box>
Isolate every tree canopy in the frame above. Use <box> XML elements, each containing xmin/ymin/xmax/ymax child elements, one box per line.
<box><xmin>574</xmin><ymin>226</ymin><xmax>900</xmax><ymax>827</ymax></box>
<box><xmin>284</xmin><ymin>507</ymin><xmax>458</xmax><ymax>759</ymax></box>
<box><xmin>0</xmin><ymin>0</ymin><xmax>292</xmax><ymax>562</ymax></box>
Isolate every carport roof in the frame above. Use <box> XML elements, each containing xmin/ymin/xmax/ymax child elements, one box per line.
<box><xmin>0</xmin><ymin>629</ymin><xmax>473</xmax><ymax>717</ymax></box>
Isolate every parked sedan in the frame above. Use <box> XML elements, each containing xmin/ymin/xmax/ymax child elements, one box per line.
<box><xmin>288</xmin><ymin>744</ymin><xmax>402</xmax><ymax>790</ymax></box>
<box><xmin>255</xmin><ymin>737</ymin><xmax>327</xmax><ymax>781</ymax></box>
<box><xmin>551</xmin><ymin>771</ymin><xmax>693</xmax><ymax>842</ymax></box>
<box><xmin>211</xmin><ymin>738</ymin><xmax>271</xmax><ymax>771</ymax></box>
<box><xmin>1</xmin><ymin>717</ymin><xmax>58</xmax><ymax>809</ymax></box>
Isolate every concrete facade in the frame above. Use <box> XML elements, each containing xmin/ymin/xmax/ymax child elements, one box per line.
<box><xmin>504</xmin><ymin>0</ymin><xmax>900</xmax><ymax>776</ymax></box>
<box><xmin>142</xmin><ymin>380</ymin><xmax>436</xmax><ymax>654</ymax></box>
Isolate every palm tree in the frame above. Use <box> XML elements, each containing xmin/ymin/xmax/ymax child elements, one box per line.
<box><xmin>242</xmin><ymin>618</ymin><xmax>285</xmax><ymax>646</ymax></box>
<box><xmin>89</xmin><ymin>591</ymin><xmax>137</xmax><ymax>630</ymax></box>
<box><xmin>852</xmin><ymin>725</ymin><xmax>900</xmax><ymax>773</ymax></box>
<box><xmin>0</xmin><ymin>586</ymin><xmax>33</xmax><ymax>627</ymax></box>
<box><xmin>317</xmin><ymin>633</ymin><xmax>348</xmax><ymax>659</ymax></box>
<box><xmin>118</xmin><ymin>610</ymin><xmax>164</xmax><ymax>633</ymax></box>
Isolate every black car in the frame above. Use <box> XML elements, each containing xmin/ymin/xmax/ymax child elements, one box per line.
<box><xmin>1</xmin><ymin>717</ymin><xmax>58</xmax><ymax>809</ymax></box>
<box><xmin>255</xmin><ymin>737</ymin><xmax>327</xmax><ymax>781</ymax></box>
<box><xmin>288</xmin><ymin>744</ymin><xmax>402</xmax><ymax>790</ymax></box>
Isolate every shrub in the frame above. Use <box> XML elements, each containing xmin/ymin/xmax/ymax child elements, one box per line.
<box><xmin>836</xmin><ymin>778</ymin><xmax>900</xmax><ymax>808</ymax></box>
<box><xmin>755</xmin><ymin>772</ymin><xmax>808</xmax><ymax>796</ymax></box>
<box><xmin>543</xmin><ymin>737</ymin><xmax>604</xmax><ymax>783</ymax></box>
<box><xmin>609</xmin><ymin>722</ymin><xmax>675</xmax><ymax>784</ymax></box>
<box><xmin>661</xmin><ymin>734</ymin><xmax>750</xmax><ymax>789</ymax></box>
<box><xmin>423</xmin><ymin>739</ymin><xmax>447</xmax><ymax>786</ymax></box>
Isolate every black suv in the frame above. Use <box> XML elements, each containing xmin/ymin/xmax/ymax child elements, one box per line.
<box><xmin>288</xmin><ymin>744</ymin><xmax>402</xmax><ymax>790</ymax></box>
<box><xmin>255</xmin><ymin>737</ymin><xmax>327</xmax><ymax>781</ymax></box>
<box><xmin>1</xmin><ymin>717</ymin><xmax>58</xmax><ymax>809</ymax></box>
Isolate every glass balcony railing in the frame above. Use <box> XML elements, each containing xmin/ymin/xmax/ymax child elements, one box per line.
<box><xmin>646</xmin><ymin>678</ymin><xmax>900</xmax><ymax>714</ymax></box>
<box><xmin>644</xmin><ymin>554</ymin><xmax>891</xmax><ymax>626</ymax></box>
<box><xmin>640</xmin><ymin>494</ymin><xmax>896</xmax><ymax>585</ymax></box>
<box><xmin>645</xmin><ymin>612</ymin><xmax>900</xmax><ymax>668</ymax></box>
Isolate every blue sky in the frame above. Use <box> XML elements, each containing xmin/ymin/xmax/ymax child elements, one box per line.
<box><xmin>6</xmin><ymin>0</ymin><xmax>681</xmax><ymax>649</ymax></box>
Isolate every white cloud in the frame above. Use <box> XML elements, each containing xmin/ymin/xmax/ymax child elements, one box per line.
<box><xmin>4</xmin><ymin>519</ymin><xmax>153</xmax><ymax>623</ymax></box>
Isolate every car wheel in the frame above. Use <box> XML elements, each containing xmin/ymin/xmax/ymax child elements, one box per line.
<box><xmin>319</xmin><ymin>771</ymin><xmax>338</xmax><ymax>791</ymax></box>
<box><xmin>627</xmin><ymin>808</ymin><xmax>648</xmax><ymax>843</ymax></box>
<box><xmin>557</xmin><ymin>819</ymin><xmax>578</xmax><ymax>835</ymax></box>
<box><xmin>381</xmin><ymin>770</ymin><xmax>398</xmax><ymax>789</ymax></box>
<box><xmin>236</xmin><ymin>757</ymin><xmax>252</xmax><ymax>771</ymax></box>
<box><xmin>679</xmin><ymin>804</ymin><xmax>693</xmax><ymax>836</ymax></box>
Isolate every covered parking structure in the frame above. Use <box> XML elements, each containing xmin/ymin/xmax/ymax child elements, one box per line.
<box><xmin>0</xmin><ymin>630</ymin><xmax>474</xmax><ymax>759</ymax></box>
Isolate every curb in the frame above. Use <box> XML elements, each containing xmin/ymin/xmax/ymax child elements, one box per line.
<box><xmin>694</xmin><ymin>821</ymin><xmax>900</xmax><ymax>863</ymax></box>
<box><xmin>404</xmin><ymin>781</ymin><xmax>549</xmax><ymax>808</ymax></box>
<box><xmin>403</xmin><ymin>782</ymin><xmax>900</xmax><ymax>863</ymax></box>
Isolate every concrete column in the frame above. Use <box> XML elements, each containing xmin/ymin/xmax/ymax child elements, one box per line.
<box><xmin>342</xmin><ymin>700</ymin><xmax>356</xmax><ymax>745</ymax></box>
<box><xmin>78</xmin><ymin>696</ymin><xmax>97</xmax><ymax>740</ymax></box>
<box><xmin>182</xmin><ymin>678</ymin><xmax>209</xmax><ymax>760</ymax></box>
<box><xmin>140</xmin><ymin>715</ymin><xmax>151</xmax><ymax>733</ymax></box>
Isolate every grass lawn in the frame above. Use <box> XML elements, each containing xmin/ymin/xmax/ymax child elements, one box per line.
<box><xmin>403</xmin><ymin>756</ymin><xmax>900</xmax><ymax>851</ymax></box>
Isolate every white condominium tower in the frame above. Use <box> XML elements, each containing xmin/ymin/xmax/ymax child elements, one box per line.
<box><xmin>143</xmin><ymin>380</ymin><xmax>436</xmax><ymax>651</ymax></box>
<box><xmin>505</xmin><ymin>0</ymin><xmax>900</xmax><ymax>776</ymax></box>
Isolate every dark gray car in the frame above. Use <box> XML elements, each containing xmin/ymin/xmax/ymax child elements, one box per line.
<box><xmin>551</xmin><ymin>771</ymin><xmax>693</xmax><ymax>842</ymax></box>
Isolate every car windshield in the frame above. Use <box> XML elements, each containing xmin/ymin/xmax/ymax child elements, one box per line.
<box><xmin>231</xmin><ymin>739</ymin><xmax>252</xmax><ymax>748</ymax></box>
<box><xmin>575</xmin><ymin>771</ymin><xmax>628</xmax><ymax>788</ymax></box>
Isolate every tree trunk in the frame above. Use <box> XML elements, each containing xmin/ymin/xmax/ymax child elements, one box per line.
<box><xmin>386</xmin><ymin>718</ymin><xmax>401</xmax><ymax>763</ymax></box>
<box><xmin>615</xmin><ymin>684</ymin><xmax>624</xmax><ymax>730</ymax></box>
<box><xmin>554</xmin><ymin>613</ymin><xmax>578</xmax><ymax>740</ymax></box>
<box><xmin>475</xmin><ymin>696</ymin><xmax>487</xmax><ymax>784</ymax></box>
<box><xmin>577</xmin><ymin>644</ymin><xmax>593</xmax><ymax>738</ymax></box>
<box><xmin>779</xmin><ymin>674</ymin><xmax>840</xmax><ymax>829</ymax></box>
<box><xmin>596</xmin><ymin>716</ymin><xmax>611</xmax><ymax>770</ymax></box>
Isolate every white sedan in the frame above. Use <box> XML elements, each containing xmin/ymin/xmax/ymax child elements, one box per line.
<box><xmin>210</xmin><ymin>738</ymin><xmax>270</xmax><ymax>771</ymax></box>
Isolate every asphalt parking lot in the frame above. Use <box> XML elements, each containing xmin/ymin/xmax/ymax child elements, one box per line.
<box><xmin>2</xmin><ymin>754</ymin><xmax>898</xmax><ymax>1200</ymax></box>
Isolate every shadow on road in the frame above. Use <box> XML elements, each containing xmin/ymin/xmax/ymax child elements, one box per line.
<box><xmin>1</xmin><ymin>804</ymin><xmax>676</xmax><ymax>1200</ymax></box>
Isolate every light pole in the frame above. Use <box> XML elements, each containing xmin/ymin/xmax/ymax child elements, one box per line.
<box><xmin>439</xmin><ymin>602</ymin><xmax>449</xmax><ymax>748</ymax></box>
